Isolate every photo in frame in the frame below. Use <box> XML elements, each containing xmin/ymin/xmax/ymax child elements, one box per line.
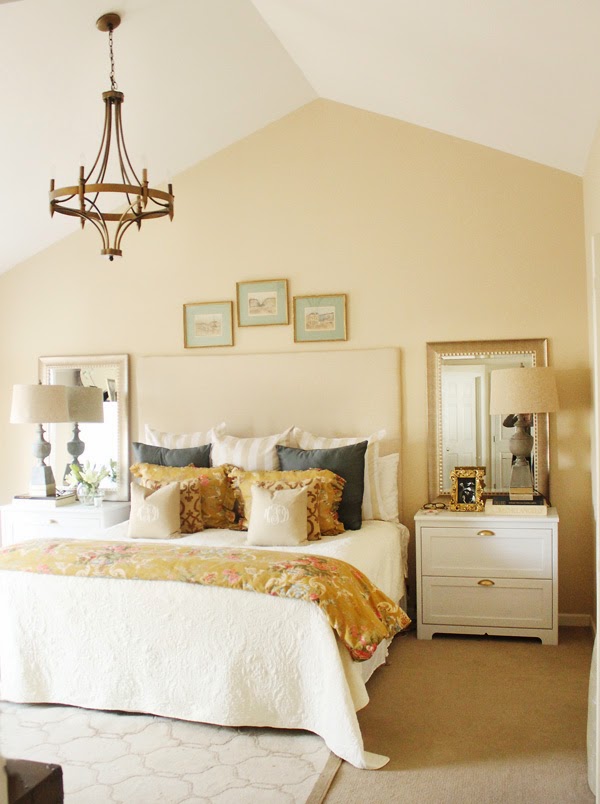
<box><xmin>183</xmin><ymin>301</ymin><xmax>234</xmax><ymax>348</ymax></box>
<box><xmin>293</xmin><ymin>294</ymin><xmax>347</xmax><ymax>343</ymax></box>
<box><xmin>449</xmin><ymin>466</ymin><xmax>486</xmax><ymax>512</ymax></box>
<box><xmin>237</xmin><ymin>279</ymin><xmax>288</xmax><ymax>327</ymax></box>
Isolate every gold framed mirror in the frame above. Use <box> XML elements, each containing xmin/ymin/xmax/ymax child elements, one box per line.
<box><xmin>39</xmin><ymin>354</ymin><xmax>130</xmax><ymax>501</ymax></box>
<box><xmin>426</xmin><ymin>339</ymin><xmax>550</xmax><ymax>501</ymax></box>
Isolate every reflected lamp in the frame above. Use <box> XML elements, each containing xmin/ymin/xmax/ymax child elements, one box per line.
<box><xmin>489</xmin><ymin>367</ymin><xmax>559</xmax><ymax>501</ymax></box>
<box><xmin>65</xmin><ymin>386</ymin><xmax>105</xmax><ymax>479</ymax></box>
<box><xmin>10</xmin><ymin>384</ymin><xmax>70</xmax><ymax>497</ymax></box>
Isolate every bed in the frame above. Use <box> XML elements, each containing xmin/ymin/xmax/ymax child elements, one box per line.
<box><xmin>0</xmin><ymin>348</ymin><xmax>409</xmax><ymax>769</ymax></box>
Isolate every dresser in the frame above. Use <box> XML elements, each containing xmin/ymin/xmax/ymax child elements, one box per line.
<box><xmin>414</xmin><ymin>507</ymin><xmax>559</xmax><ymax>645</ymax></box>
<box><xmin>0</xmin><ymin>500</ymin><xmax>130</xmax><ymax>547</ymax></box>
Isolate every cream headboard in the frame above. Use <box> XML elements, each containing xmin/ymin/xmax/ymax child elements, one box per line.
<box><xmin>136</xmin><ymin>348</ymin><xmax>402</xmax><ymax>514</ymax></box>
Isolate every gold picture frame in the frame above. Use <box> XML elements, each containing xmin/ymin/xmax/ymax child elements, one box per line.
<box><xmin>449</xmin><ymin>466</ymin><xmax>486</xmax><ymax>512</ymax></box>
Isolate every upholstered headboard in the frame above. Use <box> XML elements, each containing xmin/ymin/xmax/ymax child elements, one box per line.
<box><xmin>136</xmin><ymin>347</ymin><xmax>402</xmax><ymax>514</ymax></box>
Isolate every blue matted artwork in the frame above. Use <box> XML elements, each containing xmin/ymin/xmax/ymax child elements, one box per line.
<box><xmin>184</xmin><ymin>301</ymin><xmax>234</xmax><ymax>348</ymax></box>
<box><xmin>293</xmin><ymin>294</ymin><xmax>347</xmax><ymax>342</ymax></box>
<box><xmin>237</xmin><ymin>279</ymin><xmax>288</xmax><ymax>327</ymax></box>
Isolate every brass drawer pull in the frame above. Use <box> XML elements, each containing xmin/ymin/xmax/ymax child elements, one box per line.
<box><xmin>477</xmin><ymin>529</ymin><xmax>495</xmax><ymax>537</ymax></box>
<box><xmin>478</xmin><ymin>579</ymin><xmax>495</xmax><ymax>586</ymax></box>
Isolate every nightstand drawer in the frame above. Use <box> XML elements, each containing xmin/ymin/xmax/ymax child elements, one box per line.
<box><xmin>11</xmin><ymin>512</ymin><xmax>102</xmax><ymax>541</ymax></box>
<box><xmin>421</xmin><ymin>526</ymin><xmax>553</xmax><ymax>579</ymax></box>
<box><xmin>422</xmin><ymin>576</ymin><xmax>553</xmax><ymax>630</ymax></box>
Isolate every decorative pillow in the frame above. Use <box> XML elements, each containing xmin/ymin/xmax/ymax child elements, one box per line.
<box><xmin>140</xmin><ymin>477</ymin><xmax>204</xmax><ymax>534</ymax></box>
<box><xmin>246</xmin><ymin>485</ymin><xmax>308</xmax><ymax>547</ymax></box>
<box><xmin>131</xmin><ymin>463</ymin><xmax>237</xmax><ymax>529</ymax></box>
<box><xmin>132</xmin><ymin>442</ymin><xmax>211</xmax><ymax>468</ymax></box>
<box><xmin>227</xmin><ymin>467</ymin><xmax>344</xmax><ymax>536</ymax></box>
<box><xmin>277</xmin><ymin>442</ymin><xmax>367</xmax><ymax>530</ymax></box>
<box><xmin>292</xmin><ymin>427</ymin><xmax>386</xmax><ymax>521</ymax></box>
<box><xmin>377</xmin><ymin>452</ymin><xmax>400</xmax><ymax>522</ymax></box>
<box><xmin>211</xmin><ymin>427</ymin><xmax>294</xmax><ymax>471</ymax></box>
<box><xmin>128</xmin><ymin>482</ymin><xmax>182</xmax><ymax>539</ymax></box>
<box><xmin>144</xmin><ymin>422</ymin><xmax>226</xmax><ymax>448</ymax></box>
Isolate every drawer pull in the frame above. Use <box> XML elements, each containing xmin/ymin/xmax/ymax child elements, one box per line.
<box><xmin>47</xmin><ymin>519</ymin><xmax>58</xmax><ymax>525</ymax></box>
<box><xmin>476</xmin><ymin>529</ymin><xmax>495</xmax><ymax>537</ymax></box>
<box><xmin>477</xmin><ymin>579</ymin><xmax>495</xmax><ymax>587</ymax></box>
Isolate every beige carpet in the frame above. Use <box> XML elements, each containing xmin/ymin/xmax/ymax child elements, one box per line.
<box><xmin>0</xmin><ymin>701</ymin><xmax>340</xmax><ymax>803</ymax></box>
<box><xmin>326</xmin><ymin>626</ymin><xmax>594</xmax><ymax>804</ymax></box>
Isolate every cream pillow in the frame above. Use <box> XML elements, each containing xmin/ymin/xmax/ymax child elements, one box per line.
<box><xmin>377</xmin><ymin>452</ymin><xmax>400</xmax><ymax>522</ymax></box>
<box><xmin>246</xmin><ymin>485</ymin><xmax>308</xmax><ymax>546</ymax></box>
<box><xmin>144</xmin><ymin>421</ymin><xmax>226</xmax><ymax>448</ymax></box>
<box><xmin>211</xmin><ymin>427</ymin><xmax>294</xmax><ymax>471</ymax></box>
<box><xmin>292</xmin><ymin>427</ymin><xmax>386</xmax><ymax>520</ymax></box>
<box><xmin>128</xmin><ymin>482</ymin><xmax>181</xmax><ymax>539</ymax></box>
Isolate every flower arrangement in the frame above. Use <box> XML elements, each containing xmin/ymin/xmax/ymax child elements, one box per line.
<box><xmin>65</xmin><ymin>461</ymin><xmax>109</xmax><ymax>503</ymax></box>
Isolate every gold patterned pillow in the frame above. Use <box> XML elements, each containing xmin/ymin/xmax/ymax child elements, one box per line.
<box><xmin>228</xmin><ymin>468</ymin><xmax>345</xmax><ymax>537</ymax></box>
<box><xmin>131</xmin><ymin>463</ymin><xmax>237</xmax><ymax>529</ymax></box>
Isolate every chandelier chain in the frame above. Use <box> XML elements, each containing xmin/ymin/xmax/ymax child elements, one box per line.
<box><xmin>108</xmin><ymin>26</ymin><xmax>118</xmax><ymax>91</ymax></box>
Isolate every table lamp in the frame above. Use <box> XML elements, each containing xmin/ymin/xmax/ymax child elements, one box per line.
<box><xmin>10</xmin><ymin>384</ymin><xmax>70</xmax><ymax>497</ymax></box>
<box><xmin>489</xmin><ymin>366</ymin><xmax>559</xmax><ymax>501</ymax></box>
<box><xmin>64</xmin><ymin>386</ymin><xmax>104</xmax><ymax>479</ymax></box>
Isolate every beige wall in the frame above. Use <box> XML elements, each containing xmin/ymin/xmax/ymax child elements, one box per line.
<box><xmin>0</xmin><ymin>98</ymin><xmax>593</xmax><ymax>615</ymax></box>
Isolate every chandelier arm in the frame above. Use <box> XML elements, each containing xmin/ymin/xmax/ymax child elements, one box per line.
<box><xmin>56</xmin><ymin>207</ymin><xmax>110</xmax><ymax>252</ymax></box>
<box><xmin>75</xmin><ymin>196</ymin><xmax>111</xmax><ymax>248</ymax></box>
<box><xmin>115</xmin><ymin>104</ymin><xmax>141</xmax><ymax>187</ymax></box>
<box><xmin>86</xmin><ymin>99</ymin><xmax>111</xmax><ymax>183</ymax></box>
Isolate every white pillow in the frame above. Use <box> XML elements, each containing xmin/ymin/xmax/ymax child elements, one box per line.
<box><xmin>211</xmin><ymin>427</ymin><xmax>294</xmax><ymax>471</ymax></box>
<box><xmin>246</xmin><ymin>485</ymin><xmax>308</xmax><ymax>546</ymax></box>
<box><xmin>144</xmin><ymin>422</ymin><xmax>226</xmax><ymax>448</ymax></box>
<box><xmin>128</xmin><ymin>482</ymin><xmax>181</xmax><ymax>539</ymax></box>
<box><xmin>292</xmin><ymin>427</ymin><xmax>386</xmax><ymax>520</ymax></box>
<box><xmin>377</xmin><ymin>452</ymin><xmax>400</xmax><ymax>522</ymax></box>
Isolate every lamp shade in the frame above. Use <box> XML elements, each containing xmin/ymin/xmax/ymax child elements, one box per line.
<box><xmin>67</xmin><ymin>386</ymin><xmax>104</xmax><ymax>423</ymax></box>
<box><xmin>489</xmin><ymin>367</ymin><xmax>559</xmax><ymax>415</ymax></box>
<box><xmin>10</xmin><ymin>384</ymin><xmax>70</xmax><ymax>424</ymax></box>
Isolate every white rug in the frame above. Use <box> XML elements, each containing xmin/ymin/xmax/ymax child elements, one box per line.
<box><xmin>0</xmin><ymin>701</ymin><xmax>341</xmax><ymax>803</ymax></box>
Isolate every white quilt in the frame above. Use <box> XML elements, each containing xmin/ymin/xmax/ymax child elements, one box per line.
<box><xmin>0</xmin><ymin>520</ymin><xmax>409</xmax><ymax>768</ymax></box>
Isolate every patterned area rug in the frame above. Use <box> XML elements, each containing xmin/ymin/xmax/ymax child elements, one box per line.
<box><xmin>0</xmin><ymin>701</ymin><xmax>341</xmax><ymax>803</ymax></box>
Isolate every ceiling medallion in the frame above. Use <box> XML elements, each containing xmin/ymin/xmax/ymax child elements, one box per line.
<box><xmin>49</xmin><ymin>12</ymin><xmax>174</xmax><ymax>260</ymax></box>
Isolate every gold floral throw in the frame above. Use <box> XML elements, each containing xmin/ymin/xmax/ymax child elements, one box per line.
<box><xmin>0</xmin><ymin>539</ymin><xmax>410</xmax><ymax>661</ymax></box>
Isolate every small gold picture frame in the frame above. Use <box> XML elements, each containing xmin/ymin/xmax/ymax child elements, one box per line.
<box><xmin>449</xmin><ymin>466</ymin><xmax>486</xmax><ymax>512</ymax></box>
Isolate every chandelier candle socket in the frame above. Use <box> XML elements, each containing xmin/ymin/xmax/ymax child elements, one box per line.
<box><xmin>49</xmin><ymin>12</ymin><xmax>174</xmax><ymax>260</ymax></box>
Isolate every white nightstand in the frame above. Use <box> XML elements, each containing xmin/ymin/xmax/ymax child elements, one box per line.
<box><xmin>0</xmin><ymin>500</ymin><xmax>130</xmax><ymax>547</ymax></box>
<box><xmin>414</xmin><ymin>507</ymin><xmax>559</xmax><ymax>645</ymax></box>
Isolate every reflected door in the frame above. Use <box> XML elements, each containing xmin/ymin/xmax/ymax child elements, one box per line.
<box><xmin>442</xmin><ymin>370</ymin><xmax>480</xmax><ymax>487</ymax></box>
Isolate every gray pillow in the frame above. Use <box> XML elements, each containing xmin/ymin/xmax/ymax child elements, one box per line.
<box><xmin>132</xmin><ymin>442</ymin><xmax>211</xmax><ymax>468</ymax></box>
<box><xmin>276</xmin><ymin>441</ymin><xmax>368</xmax><ymax>530</ymax></box>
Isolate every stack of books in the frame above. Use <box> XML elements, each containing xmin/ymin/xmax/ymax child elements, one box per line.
<box><xmin>12</xmin><ymin>491</ymin><xmax>77</xmax><ymax>508</ymax></box>
<box><xmin>485</xmin><ymin>494</ymin><xmax>548</xmax><ymax>516</ymax></box>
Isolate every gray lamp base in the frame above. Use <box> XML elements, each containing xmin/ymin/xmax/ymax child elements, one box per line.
<box><xmin>30</xmin><ymin>464</ymin><xmax>57</xmax><ymax>497</ymax></box>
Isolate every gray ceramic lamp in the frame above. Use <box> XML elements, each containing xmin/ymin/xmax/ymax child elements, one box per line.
<box><xmin>10</xmin><ymin>384</ymin><xmax>70</xmax><ymax>497</ymax></box>
<box><xmin>64</xmin><ymin>386</ymin><xmax>105</xmax><ymax>480</ymax></box>
<box><xmin>489</xmin><ymin>367</ymin><xmax>559</xmax><ymax>501</ymax></box>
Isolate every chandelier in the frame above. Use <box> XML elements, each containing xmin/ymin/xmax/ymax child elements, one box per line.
<box><xmin>49</xmin><ymin>13</ymin><xmax>174</xmax><ymax>260</ymax></box>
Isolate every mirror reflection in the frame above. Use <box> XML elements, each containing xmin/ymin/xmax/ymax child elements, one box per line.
<box><xmin>427</xmin><ymin>339</ymin><xmax>550</xmax><ymax>500</ymax></box>
<box><xmin>39</xmin><ymin>355</ymin><xmax>129</xmax><ymax>501</ymax></box>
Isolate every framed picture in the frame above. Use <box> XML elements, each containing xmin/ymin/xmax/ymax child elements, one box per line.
<box><xmin>183</xmin><ymin>301</ymin><xmax>234</xmax><ymax>348</ymax></box>
<box><xmin>237</xmin><ymin>279</ymin><xmax>288</xmax><ymax>327</ymax></box>
<box><xmin>449</xmin><ymin>466</ymin><xmax>486</xmax><ymax>512</ymax></box>
<box><xmin>293</xmin><ymin>294</ymin><xmax>347</xmax><ymax>343</ymax></box>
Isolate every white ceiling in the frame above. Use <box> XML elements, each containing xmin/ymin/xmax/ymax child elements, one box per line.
<box><xmin>1</xmin><ymin>0</ymin><xmax>600</xmax><ymax>274</ymax></box>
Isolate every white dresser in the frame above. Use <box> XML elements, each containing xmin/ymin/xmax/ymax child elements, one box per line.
<box><xmin>0</xmin><ymin>500</ymin><xmax>130</xmax><ymax>547</ymax></box>
<box><xmin>414</xmin><ymin>507</ymin><xmax>559</xmax><ymax>645</ymax></box>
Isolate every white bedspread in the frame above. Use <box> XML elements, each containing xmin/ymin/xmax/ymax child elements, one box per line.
<box><xmin>0</xmin><ymin>520</ymin><xmax>409</xmax><ymax>768</ymax></box>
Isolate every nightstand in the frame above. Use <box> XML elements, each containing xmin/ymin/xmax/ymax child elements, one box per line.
<box><xmin>0</xmin><ymin>500</ymin><xmax>130</xmax><ymax>547</ymax></box>
<box><xmin>414</xmin><ymin>507</ymin><xmax>559</xmax><ymax>645</ymax></box>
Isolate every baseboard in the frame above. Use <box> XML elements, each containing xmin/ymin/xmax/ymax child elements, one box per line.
<box><xmin>558</xmin><ymin>613</ymin><xmax>593</xmax><ymax>628</ymax></box>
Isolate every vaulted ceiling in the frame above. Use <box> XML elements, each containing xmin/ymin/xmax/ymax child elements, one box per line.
<box><xmin>1</xmin><ymin>0</ymin><xmax>599</xmax><ymax>274</ymax></box>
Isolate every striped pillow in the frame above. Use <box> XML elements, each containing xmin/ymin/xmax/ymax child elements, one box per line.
<box><xmin>292</xmin><ymin>427</ymin><xmax>386</xmax><ymax>521</ymax></box>
<box><xmin>144</xmin><ymin>422</ymin><xmax>226</xmax><ymax>448</ymax></box>
<box><xmin>211</xmin><ymin>427</ymin><xmax>294</xmax><ymax>471</ymax></box>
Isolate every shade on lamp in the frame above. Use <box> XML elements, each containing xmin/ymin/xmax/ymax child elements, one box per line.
<box><xmin>489</xmin><ymin>367</ymin><xmax>559</xmax><ymax>501</ymax></box>
<box><xmin>10</xmin><ymin>384</ymin><xmax>70</xmax><ymax>497</ymax></box>
<box><xmin>64</xmin><ymin>386</ymin><xmax>104</xmax><ymax>477</ymax></box>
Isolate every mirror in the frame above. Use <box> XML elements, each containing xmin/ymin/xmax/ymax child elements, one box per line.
<box><xmin>427</xmin><ymin>339</ymin><xmax>550</xmax><ymax>500</ymax></box>
<box><xmin>39</xmin><ymin>354</ymin><xmax>130</xmax><ymax>501</ymax></box>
